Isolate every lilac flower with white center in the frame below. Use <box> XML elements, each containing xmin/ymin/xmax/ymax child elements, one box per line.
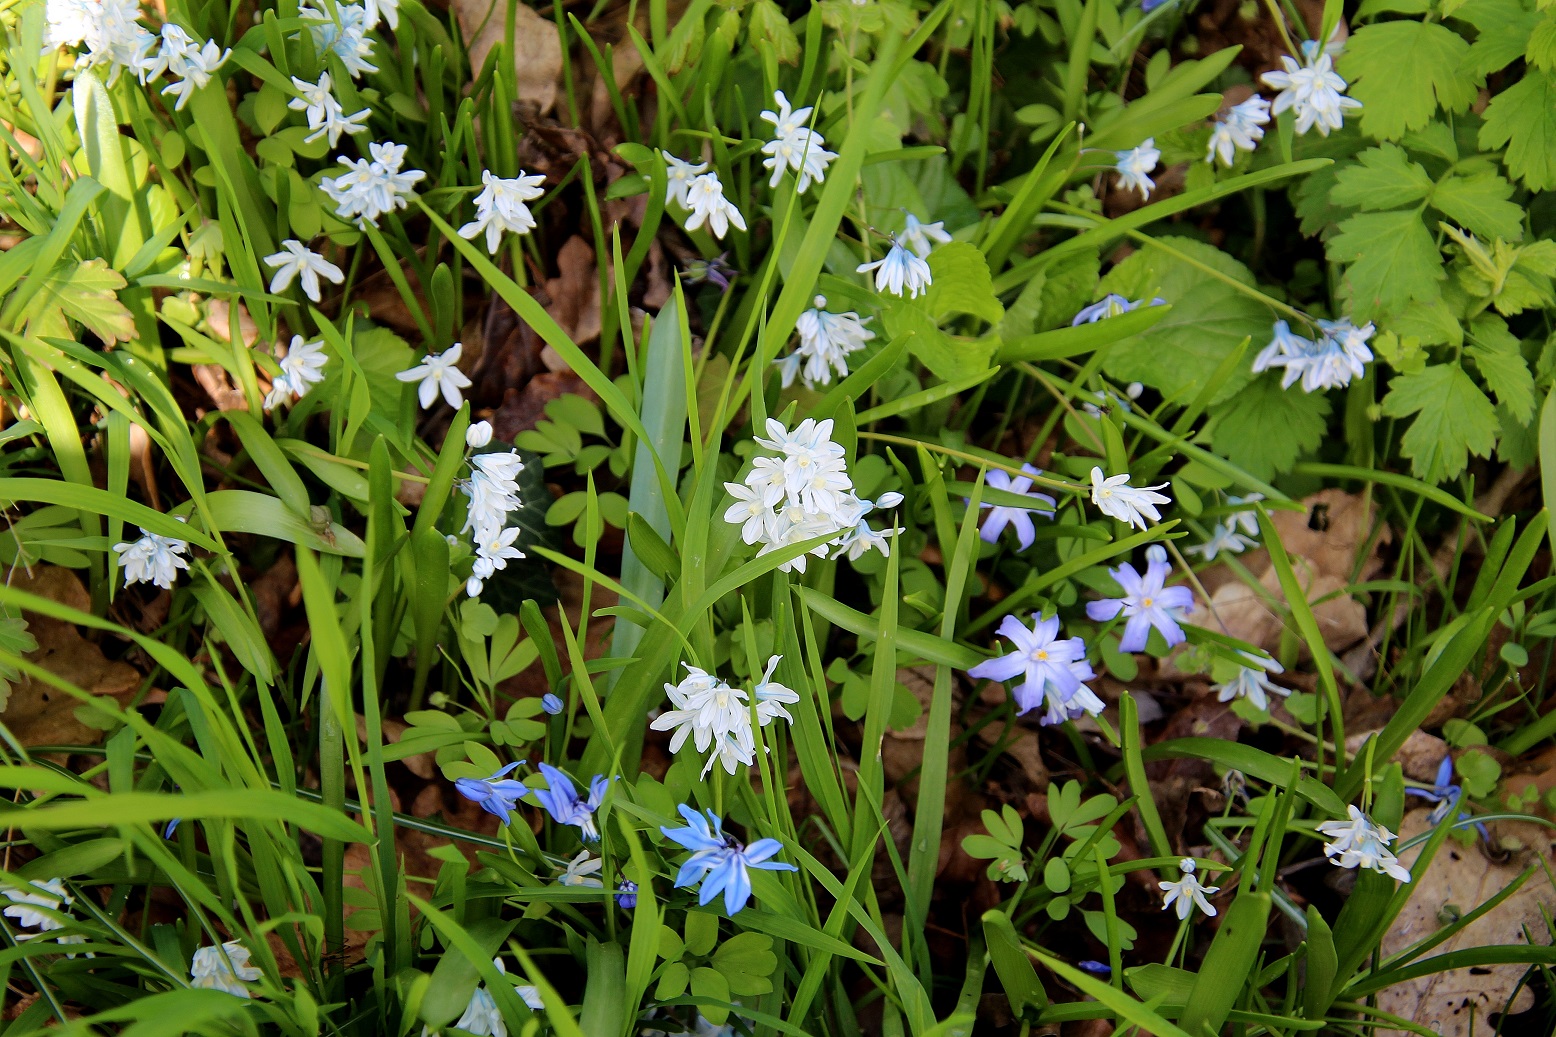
<box><xmin>264</xmin><ymin>335</ymin><xmax>329</xmax><ymax>410</ymax></box>
<box><xmin>1086</xmin><ymin>545</ymin><xmax>1194</xmax><ymax>652</ymax></box>
<box><xmin>1071</xmin><ymin>294</ymin><xmax>1165</xmax><ymax>326</ymax></box>
<box><xmin>396</xmin><ymin>342</ymin><xmax>473</xmax><ymax>410</ymax></box>
<box><xmin>858</xmin><ymin>238</ymin><xmax>932</xmax><ymax>298</ymax></box>
<box><xmin>1187</xmin><ymin>522</ymin><xmax>1256</xmax><ymax>561</ymax></box>
<box><xmin>264</xmin><ymin>240</ymin><xmax>344</xmax><ymax>303</ymax></box>
<box><xmin>558</xmin><ymin>849</ymin><xmax>604</xmax><ymax>888</ymax></box>
<box><xmin>288</xmin><ymin>72</ymin><xmax>369</xmax><ymax>147</ymax></box>
<box><xmin>1262</xmin><ymin>51</ymin><xmax>1361</xmax><ymax>137</ymax></box>
<box><xmin>189</xmin><ymin>941</ymin><xmax>262</xmax><ymax>997</ymax></box>
<box><xmin>454</xmin><ymin>762</ymin><xmax>529</xmax><ymax>825</ymax></box>
<box><xmin>682</xmin><ymin>172</ymin><xmax>746</xmax><ymax>239</ymax></box>
<box><xmin>1113</xmin><ymin>139</ymin><xmax>1160</xmax><ymax>200</ymax></box>
<box><xmin>615</xmin><ymin>879</ymin><xmax>638</xmax><ymax>909</ymax></box>
<box><xmin>114</xmin><ymin>526</ymin><xmax>190</xmax><ymax>589</ymax></box>
<box><xmin>760</xmin><ymin>90</ymin><xmax>837</xmax><ymax>193</ymax></box>
<box><xmin>977</xmin><ymin>464</ymin><xmax>1057</xmax><ymax>551</ymax></box>
<box><xmin>1317</xmin><ymin>805</ymin><xmax>1412</xmax><ymax>882</ymax></box>
<box><xmin>2</xmin><ymin>879</ymin><xmax>71</xmax><ymax>931</ymax></box>
<box><xmin>752</xmin><ymin>655</ymin><xmax>800</xmax><ymax>727</ymax></box>
<box><xmin>459</xmin><ymin>169</ymin><xmax>546</xmax><ymax>253</ymax></box>
<box><xmin>660</xmin><ymin>806</ymin><xmax>798</xmax><ymax>916</ymax></box>
<box><xmin>1090</xmin><ymin>468</ymin><xmax>1172</xmax><ymax>530</ymax></box>
<box><xmin>301</xmin><ymin>2</ymin><xmax>378</xmax><ymax>77</ymax></box>
<box><xmin>1159</xmin><ymin>858</ymin><xmax>1219</xmax><ymax>919</ymax></box>
<box><xmin>541</xmin><ymin>693</ymin><xmax>564</xmax><ymax>715</ymax></box>
<box><xmin>534</xmin><ymin>763</ymin><xmax>610</xmax><ymax>841</ymax></box>
<box><xmin>661</xmin><ymin>152</ymin><xmax>709</xmax><ymax>208</ymax></box>
<box><xmin>781</xmin><ymin>295</ymin><xmax>875</xmax><ymax>389</ymax></box>
<box><xmin>320</xmin><ymin>141</ymin><xmax>425</xmax><ymax>228</ymax></box>
<box><xmin>1214</xmin><ymin>651</ymin><xmax>1286</xmax><ymax>711</ymax></box>
<box><xmin>899</xmin><ymin>212</ymin><xmax>952</xmax><ymax>258</ymax></box>
<box><xmin>1206</xmin><ymin>96</ymin><xmax>1271</xmax><ymax>167</ymax></box>
<box><xmin>967</xmin><ymin>613</ymin><xmax>1102</xmax><ymax>725</ymax></box>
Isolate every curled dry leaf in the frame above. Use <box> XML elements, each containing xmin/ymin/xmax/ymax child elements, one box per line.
<box><xmin>1205</xmin><ymin>489</ymin><xmax>1388</xmax><ymax>656</ymax></box>
<box><xmin>1</xmin><ymin>566</ymin><xmax>140</xmax><ymax>748</ymax></box>
<box><xmin>1377</xmin><ymin>810</ymin><xmax>1556</xmax><ymax>1037</ymax></box>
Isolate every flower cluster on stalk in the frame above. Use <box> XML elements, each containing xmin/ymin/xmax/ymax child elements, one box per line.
<box><xmin>1253</xmin><ymin>317</ymin><xmax>1376</xmax><ymax>392</ymax></box>
<box><xmin>724</xmin><ymin>418</ymin><xmax>902</xmax><ymax>570</ymax></box>
<box><xmin>651</xmin><ymin>657</ymin><xmax>800</xmax><ymax>778</ymax></box>
<box><xmin>454</xmin><ymin>422</ymin><xmax>527</xmax><ymax>598</ymax></box>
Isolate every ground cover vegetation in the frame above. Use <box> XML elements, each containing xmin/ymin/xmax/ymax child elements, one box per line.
<box><xmin>1</xmin><ymin>0</ymin><xmax>1556</xmax><ymax>1033</ymax></box>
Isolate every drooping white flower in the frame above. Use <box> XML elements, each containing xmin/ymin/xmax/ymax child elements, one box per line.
<box><xmin>1214</xmin><ymin>652</ymin><xmax>1287</xmax><ymax>711</ymax></box>
<box><xmin>156</xmin><ymin>26</ymin><xmax>229</xmax><ymax>110</ymax></box>
<box><xmin>682</xmin><ymin>172</ymin><xmax>746</xmax><ymax>239</ymax></box>
<box><xmin>662</xmin><ymin>152</ymin><xmax>709</xmax><ymax>208</ymax></box>
<box><xmin>1206</xmin><ymin>96</ymin><xmax>1271</xmax><ymax>167</ymax></box>
<box><xmin>558</xmin><ymin>849</ymin><xmax>605</xmax><ymax>888</ymax></box>
<box><xmin>320</xmin><ymin>140</ymin><xmax>425</xmax><ymax>228</ymax></box>
<box><xmin>858</xmin><ymin>239</ymin><xmax>931</xmax><ymax>298</ymax></box>
<box><xmin>1187</xmin><ymin>522</ymin><xmax>1257</xmax><ymax>561</ymax></box>
<box><xmin>114</xmin><ymin>526</ymin><xmax>191</xmax><ymax>589</ymax></box>
<box><xmin>264</xmin><ymin>335</ymin><xmax>329</xmax><ymax>410</ymax></box>
<box><xmin>467</xmin><ymin>421</ymin><xmax>494</xmax><ymax>448</ymax></box>
<box><xmin>300</xmin><ymin>2</ymin><xmax>378</xmax><ymax>77</ymax></box>
<box><xmin>263</xmin><ymin>240</ymin><xmax>344</xmax><ymax>302</ymax></box>
<box><xmin>1089</xmin><ymin>467</ymin><xmax>1171</xmax><ymax>530</ymax></box>
<box><xmin>1158</xmin><ymin>858</ymin><xmax>1219</xmax><ymax>919</ymax></box>
<box><xmin>1262</xmin><ymin>51</ymin><xmax>1361</xmax><ymax>137</ymax></box>
<box><xmin>1316</xmin><ymin>805</ymin><xmax>1412</xmax><ymax>882</ymax></box>
<box><xmin>1224</xmin><ymin>493</ymin><xmax>1264</xmax><ymax>538</ymax></box>
<box><xmin>752</xmin><ymin>655</ymin><xmax>800</xmax><ymax>727</ymax></box>
<box><xmin>780</xmin><ymin>295</ymin><xmax>875</xmax><ymax>390</ymax></box>
<box><xmin>459</xmin><ymin>169</ymin><xmax>546</xmax><ymax>253</ymax></box>
<box><xmin>1113</xmin><ymin>139</ymin><xmax>1160</xmax><ymax>200</ymax></box>
<box><xmin>288</xmin><ymin>72</ymin><xmax>370</xmax><ymax>147</ymax></box>
<box><xmin>396</xmin><ymin>342</ymin><xmax>472</xmax><ymax>410</ymax></box>
<box><xmin>189</xmin><ymin>941</ymin><xmax>263</xmax><ymax>998</ymax></box>
<box><xmin>2</xmin><ymin>879</ymin><xmax>71</xmax><ymax>931</ymax></box>
<box><xmin>760</xmin><ymin>90</ymin><xmax>837</xmax><ymax>193</ymax></box>
<box><xmin>898</xmin><ymin>212</ymin><xmax>951</xmax><ymax>259</ymax></box>
<box><xmin>366</xmin><ymin>0</ymin><xmax>399</xmax><ymax>31</ymax></box>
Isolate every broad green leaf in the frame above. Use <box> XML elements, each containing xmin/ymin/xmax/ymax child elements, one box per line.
<box><xmin>1467</xmin><ymin>315</ymin><xmax>1535</xmax><ymax>423</ymax></box>
<box><xmin>923</xmin><ymin>242</ymin><xmax>1003</xmax><ymax>324</ymax></box>
<box><xmin>1380</xmin><ymin>363</ymin><xmax>1498</xmax><ymax>482</ymax></box>
<box><xmin>1207</xmin><ymin>375</ymin><xmax>1332</xmax><ymax>479</ymax></box>
<box><xmin>1478</xmin><ymin>69</ymin><xmax>1556</xmax><ymax>191</ymax></box>
<box><xmin>33</xmin><ymin>260</ymin><xmax>135</xmax><ymax>344</ymax></box>
<box><xmin>1457</xmin><ymin>0</ymin><xmax>1542</xmax><ymax>76</ymax></box>
<box><xmin>1097</xmin><ymin>237</ymin><xmax>1269</xmax><ymax>403</ymax></box>
<box><xmin>1330</xmin><ymin>145</ymin><xmax>1432</xmax><ymax>210</ymax></box>
<box><xmin>1527</xmin><ymin>13</ymin><xmax>1556</xmax><ymax>69</ymax></box>
<box><xmin>881</xmin><ymin>300</ymin><xmax>996</xmax><ymax>382</ymax></box>
<box><xmin>982</xmin><ymin>912</ymin><xmax>1046</xmax><ymax>1016</ymax></box>
<box><xmin>1329</xmin><ymin>208</ymin><xmax>1444</xmax><ymax>319</ymax></box>
<box><xmin>1340</xmin><ymin>21</ymin><xmax>1479</xmax><ymax>140</ymax></box>
<box><xmin>1431</xmin><ymin>170</ymin><xmax>1524</xmax><ymax>241</ymax></box>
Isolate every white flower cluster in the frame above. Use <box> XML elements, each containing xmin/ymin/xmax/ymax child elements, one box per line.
<box><xmin>662</xmin><ymin>153</ymin><xmax>746</xmax><ymax>240</ymax></box>
<box><xmin>777</xmin><ymin>295</ymin><xmax>875</xmax><ymax>390</ymax></box>
<box><xmin>190</xmin><ymin>941</ymin><xmax>263</xmax><ymax>998</ymax></box>
<box><xmin>44</xmin><ymin>1</ymin><xmax>230</xmax><ymax>109</ymax></box>
<box><xmin>290</xmin><ymin>72</ymin><xmax>370</xmax><ymax>148</ymax></box>
<box><xmin>460</xmin><ymin>422</ymin><xmax>526</xmax><ymax>598</ymax></box>
<box><xmin>723</xmin><ymin>418</ymin><xmax>902</xmax><ymax>572</ymax></box>
<box><xmin>113</xmin><ymin>523</ymin><xmax>191</xmax><ymax>589</ymax></box>
<box><xmin>1317</xmin><ymin>805</ymin><xmax>1412</xmax><ymax>882</ymax></box>
<box><xmin>300</xmin><ymin>1</ymin><xmax>379</xmax><ymax>77</ymax></box>
<box><xmin>1261</xmin><ymin>48</ymin><xmax>1361</xmax><ymax>138</ymax></box>
<box><xmin>264</xmin><ymin>335</ymin><xmax>329</xmax><ymax>410</ymax></box>
<box><xmin>459</xmin><ymin>170</ymin><xmax>545</xmax><ymax>254</ymax></box>
<box><xmin>1206</xmin><ymin>97</ymin><xmax>1271</xmax><ymax>167</ymax></box>
<box><xmin>759</xmin><ymin>91</ymin><xmax>837</xmax><ymax>193</ymax></box>
<box><xmin>321</xmin><ymin>140</ymin><xmax>425</xmax><ymax>229</ymax></box>
<box><xmin>651</xmin><ymin>657</ymin><xmax>800</xmax><ymax>777</ymax></box>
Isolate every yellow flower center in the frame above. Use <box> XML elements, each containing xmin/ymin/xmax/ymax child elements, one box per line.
<box><xmin>1142</xmin><ymin>597</ymin><xmax>1154</xmax><ymax>607</ymax></box>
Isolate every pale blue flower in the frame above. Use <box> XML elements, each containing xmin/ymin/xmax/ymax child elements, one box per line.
<box><xmin>534</xmin><ymin>763</ymin><xmax>610</xmax><ymax>841</ymax></box>
<box><xmin>1071</xmin><ymin>294</ymin><xmax>1164</xmax><ymax>326</ymax></box>
<box><xmin>1114</xmin><ymin>139</ymin><xmax>1161</xmax><ymax>200</ymax></box>
<box><xmin>660</xmin><ymin>806</ymin><xmax>797</xmax><ymax>916</ymax></box>
<box><xmin>967</xmin><ymin>614</ymin><xmax>1101</xmax><ymax>725</ymax></box>
<box><xmin>541</xmin><ymin>693</ymin><xmax>564</xmax><ymax>715</ymax></box>
<box><xmin>454</xmin><ymin>762</ymin><xmax>529</xmax><ymax>825</ymax></box>
<box><xmin>1214</xmin><ymin>652</ymin><xmax>1286</xmax><ymax>711</ymax></box>
<box><xmin>858</xmin><ymin>239</ymin><xmax>931</xmax><ymax>298</ymax></box>
<box><xmin>1085</xmin><ymin>545</ymin><xmax>1194</xmax><ymax>652</ymax></box>
<box><xmin>977</xmin><ymin>464</ymin><xmax>1056</xmax><ymax>551</ymax></box>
